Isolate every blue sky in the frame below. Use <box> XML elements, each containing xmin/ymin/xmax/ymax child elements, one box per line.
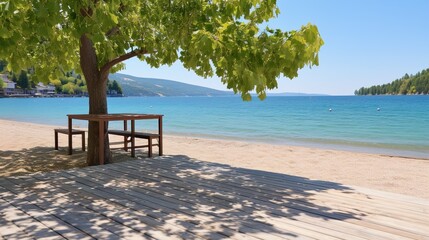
<box><xmin>119</xmin><ymin>0</ymin><xmax>429</xmax><ymax>95</ymax></box>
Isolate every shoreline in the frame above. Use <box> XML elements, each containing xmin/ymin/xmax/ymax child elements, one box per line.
<box><xmin>0</xmin><ymin>119</ymin><xmax>428</xmax><ymax>199</ymax></box>
<box><xmin>1</xmin><ymin>95</ymin><xmax>428</xmax><ymax>161</ymax></box>
<box><xmin>0</xmin><ymin>119</ymin><xmax>429</xmax><ymax>199</ymax></box>
<box><xmin>2</xmin><ymin>117</ymin><xmax>427</xmax><ymax>160</ymax></box>
<box><xmin>166</xmin><ymin>131</ymin><xmax>429</xmax><ymax>160</ymax></box>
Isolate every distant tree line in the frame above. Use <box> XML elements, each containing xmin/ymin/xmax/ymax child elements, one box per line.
<box><xmin>355</xmin><ymin>68</ymin><xmax>429</xmax><ymax>95</ymax></box>
<box><xmin>1</xmin><ymin>60</ymin><xmax>122</xmax><ymax>95</ymax></box>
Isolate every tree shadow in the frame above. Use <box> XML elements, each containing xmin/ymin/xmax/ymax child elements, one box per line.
<box><xmin>0</xmin><ymin>146</ymin><xmax>150</xmax><ymax>177</ymax></box>
<box><xmin>0</xmin><ymin>147</ymin><xmax>87</xmax><ymax>177</ymax></box>
<box><xmin>0</xmin><ymin>153</ymin><xmax>367</xmax><ymax>239</ymax></box>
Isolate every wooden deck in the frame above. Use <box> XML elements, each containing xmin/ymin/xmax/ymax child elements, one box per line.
<box><xmin>0</xmin><ymin>155</ymin><xmax>428</xmax><ymax>240</ymax></box>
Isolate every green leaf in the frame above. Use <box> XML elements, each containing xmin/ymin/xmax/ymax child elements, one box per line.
<box><xmin>242</xmin><ymin>92</ymin><xmax>252</xmax><ymax>101</ymax></box>
<box><xmin>110</xmin><ymin>13</ymin><xmax>119</xmax><ymax>24</ymax></box>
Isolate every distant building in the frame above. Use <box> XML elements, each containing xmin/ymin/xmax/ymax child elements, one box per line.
<box><xmin>4</xmin><ymin>79</ymin><xmax>16</xmax><ymax>89</ymax></box>
<box><xmin>35</xmin><ymin>83</ymin><xmax>56</xmax><ymax>96</ymax></box>
<box><xmin>0</xmin><ymin>74</ymin><xmax>21</xmax><ymax>96</ymax></box>
<box><xmin>0</xmin><ymin>74</ymin><xmax>11</xmax><ymax>86</ymax></box>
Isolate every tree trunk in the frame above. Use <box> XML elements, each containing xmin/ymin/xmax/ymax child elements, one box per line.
<box><xmin>80</xmin><ymin>34</ymin><xmax>111</xmax><ymax>166</ymax></box>
<box><xmin>86</xmin><ymin>77</ymin><xmax>110</xmax><ymax>166</ymax></box>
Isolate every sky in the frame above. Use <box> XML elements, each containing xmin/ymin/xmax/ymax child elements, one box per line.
<box><xmin>119</xmin><ymin>0</ymin><xmax>429</xmax><ymax>95</ymax></box>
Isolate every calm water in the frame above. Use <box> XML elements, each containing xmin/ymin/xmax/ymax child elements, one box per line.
<box><xmin>1</xmin><ymin>95</ymin><xmax>428</xmax><ymax>158</ymax></box>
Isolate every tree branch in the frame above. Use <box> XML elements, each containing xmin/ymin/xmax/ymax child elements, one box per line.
<box><xmin>100</xmin><ymin>49</ymin><xmax>148</xmax><ymax>78</ymax></box>
<box><xmin>106</xmin><ymin>26</ymin><xmax>120</xmax><ymax>37</ymax></box>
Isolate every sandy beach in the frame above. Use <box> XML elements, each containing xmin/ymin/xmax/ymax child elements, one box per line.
<box><xmin>0</xmin><ymin>119</ymin><xmax>428</xmax><ymax>199</ymax></box>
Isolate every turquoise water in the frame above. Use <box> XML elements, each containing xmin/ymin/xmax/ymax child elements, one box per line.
<box><xmin>1</xmin><ymin>95</ymin><xmax>428</xmax><ymax>158</ymax></box>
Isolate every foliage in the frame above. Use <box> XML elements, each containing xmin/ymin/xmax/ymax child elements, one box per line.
<box><xmin>355</xmin><ymin>68</ymin><xmax>429</xmax><ymax>95</ymax></box>
<box><xmin>1</xmin><ymin>1</ymin><xmax>323</xmax><ymax>165</ymax></box>
<box><xmin>17</xmin><ymin>70</ymin><xmax>29</xmax><ymax>89</ymax></box>
<box><xmin>54</xmin><ymin>71</ymin><xmax>89</xmax><ymax>94</ymax></box>
<box><xmin>107</xmin><ymin>79</ymin><xmax>122</xmax><ymax>94</ymax></box>
<box><xmin>11</xmin><ymin>73</ymin><xmax>17</xmax><ymax>83</ymax></box>
<box><xmin>50</xmin><ymin>79</ymin><xmax>62</xmax><ymax>91</ymax></box>
<box><xmin>0</xmin><ymin>0</ymin><xmax>323</xmax><ymax>100</ymax></box>
<box><xmin>0</xmin><ymin>59</ymin><xmax>6</xmax><ymax>72</ymax></box>
<box><xmin>61</xmin><ymin>82</ymin><xmax>76</xmax><ymax>94</ymax></box>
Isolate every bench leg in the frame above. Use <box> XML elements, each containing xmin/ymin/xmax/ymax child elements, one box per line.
<box><xmin>123</xmin><ymin>120</ymin><xmax>128</xmax><ymax>151</ymax></box>
<box><xmin>54</xmin><ymin>131</ymin><xmax>59</xmax><ymax>150</ymax></box>
<box><xmin>124</xmin><ymin>136</ymin><xmax>128</xmax><ymax>151</ymax></box>
<box><xmin>148</xmin><ymin>138</ymin><xmax>153</xmax><ymax>157</ymax></box>
<box><xmin>68</xmin><ymin>134</ymin><xmax>73</xmax><ymax>155</ymax></box>
<box><xmin>82</xmin><ymin>132</ymin><xmax>86</xmax><ymax>151</ymax></box>
<box><xmin>124</xmin><ymin>137</ymin><xmax>130</xmax><ymax>152</ymax></box>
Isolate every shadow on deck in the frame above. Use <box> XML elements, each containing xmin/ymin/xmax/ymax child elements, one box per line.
<box><xmin>1</xmin><ymin>152</ymin><xmax>427</xmax><ymax>239</ymax></box>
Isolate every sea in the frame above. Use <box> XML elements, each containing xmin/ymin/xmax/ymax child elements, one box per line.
<box><xmin>0</xmin><ymin>95</ymin><xmax>428</xmax><ymax>159</ymax></box>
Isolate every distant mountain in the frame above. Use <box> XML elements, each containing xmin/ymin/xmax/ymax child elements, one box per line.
<box><xmin>267</xmin><ymin>92</ymin><xmax>329</xmax><ymax>97</ymax></box>
<box><xmin>109</xmin><ymin>73</ymin><xmax>327</xmax><ymax>97</ymax></box>
<box><xmin>110</xmin><ymin>73</ymin><xmax>232</xmax><ymax>97</ymax></box>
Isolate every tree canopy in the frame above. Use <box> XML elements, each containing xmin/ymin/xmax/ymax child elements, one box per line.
<box><xmin>1</xmin><ymin>0</ymin><xmax>323</xmax><ymax>165</ymax></box>
<box><xmin>0</xmin><ymin>0</ymin><xmax>323</xmax><ymax>100</ymax></box>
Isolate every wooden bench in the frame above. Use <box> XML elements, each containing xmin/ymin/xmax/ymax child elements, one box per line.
<box><xmin>54</xmin><ymin>129</ymin><xmax>85</xmax><ymax>152</ymax></box>
<box><xmin>108</xmin><ymin>130</ymin><xmax>160</xmax><ymax>157</ymax></box>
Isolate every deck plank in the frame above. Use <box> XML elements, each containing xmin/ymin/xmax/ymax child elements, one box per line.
<box><xmin>1</xmin><ymin>156</ymin><xmax>428</xmax><ymax>240</ymax></box>
<box><xmin>71</xmin><ymin>169</ymin><xmax>321</xmax><ymax>240</ymax></box>
<box><xmin>113</xmin><ymin>158</ymin><xmax>422</xmax><ymax>239</ymax></box>
<box><xmin>139</xmin><ymin>158</ymin><xmax>429</xmax><ymax>221</ymax></box>
<box><xmin>114</xmin><ymin>158</ymin><xmax>427</xmax><ymax>238</ymax></box>
<box><xmin>60</xmin><ymin>170</ymin><xmax>293</xmax><ymax>240</ymax></box>
<box><xmin>99</xmin><ymin>163</ymin><xmax>366</xmax><ymax>240</ymax></box>
<box><xmin>145</xmin><ymin>157</ymin><xmax>429</xmax><ymax>210</ymax></box>
<box><xmin>45</xmin><ymin>171</ymin><xmax>251</xmax><ymax>240</ymax></box>
<box><xmin>33</xmin><ymin>173</ymin><xmax>200</xmax><ymax>240</ymax></box>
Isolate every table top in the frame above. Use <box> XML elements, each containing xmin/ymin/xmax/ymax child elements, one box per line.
<box><xmin>67</xmin><ymin>113</ymin><xmax>163</xmax><ymax>121</ymax></box>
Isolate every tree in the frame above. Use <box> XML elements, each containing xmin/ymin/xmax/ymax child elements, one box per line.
<box><xmin>17</xmin><ymin>70</ymin><xmax>29</xmax><ymax>90</ymax></box>
<box><xmin>11</xmin><ymin>74</ymin><xmax>17</xmax><ymax>83</ymax></box>
<box><xmin>62</xmin><ymin>82</ymin><xmax>76</xmax><ymax>94</ymax></box>
<box><xmin>0</xmin><ymin>60</ymin><xmax>6</xmax><ymax>72</ymax></box>
<box><xmin>0</xmin><ymin>1</ymin><xmax>323</xmax><ymax>165</ymax></box>
<box><xmin>51</xmin><ymin>79</ymin><xmax>62</xmax><ymax>92</ymax></box>
<box><xmin>107</xmin><ymin>79</ymin><xmax>121</xmax><ymax>94</ymax></box>
<box><xmin>111</xmin><ymin>80</ymin><xmax>122</xmax><ymax>94</ymax></box>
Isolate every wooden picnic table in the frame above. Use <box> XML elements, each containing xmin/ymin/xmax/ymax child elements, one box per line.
<box><xmin>67</xmin><ymin>113</ymin><xmax>163</xmax><ymax>165</ymax></box>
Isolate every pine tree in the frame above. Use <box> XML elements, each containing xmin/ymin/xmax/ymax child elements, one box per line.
<box><xmin>17</xmin><ymin>70</ymin><xmax>29</xmax><ymax>90</ymax></box>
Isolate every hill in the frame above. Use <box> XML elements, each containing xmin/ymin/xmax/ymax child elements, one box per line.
<box><xmin>109</xmin><ymin>73</ymin><xmax>232</xmax><ymax>97</ymax></box>
<box><xmin>267</xmin><ymin>92</ymin><xmax>329</xmax><ymax>97</ymax></box>
<box><xmin>355</xmin><ymin>68</ymin><xmax>429</xmax><ymax>95</ymax></box>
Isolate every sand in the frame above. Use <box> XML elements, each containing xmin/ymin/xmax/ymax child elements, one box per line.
<box><xmin>0</xmin><ymin>119</ymin><xmax>428</xmax><ymax>199</ymax></box>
